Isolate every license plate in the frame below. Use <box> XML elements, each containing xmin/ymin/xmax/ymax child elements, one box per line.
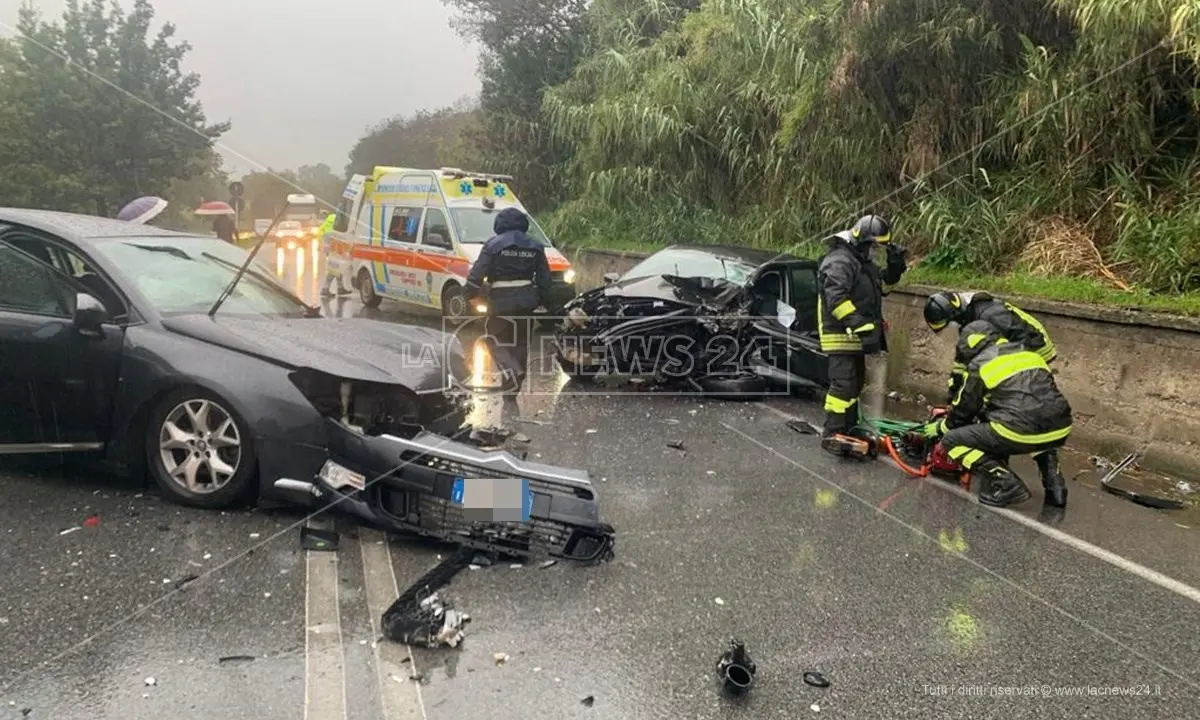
<box><xmin>451</xmin><ymin>477</ymin><xmax>534</xmax><ymax>523</ymax></box>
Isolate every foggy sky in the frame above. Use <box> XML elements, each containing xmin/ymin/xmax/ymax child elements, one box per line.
<box><xmin>0</xmin><ymin>0</ymin><xmax>482</xmax><ymax>177</ymax></box>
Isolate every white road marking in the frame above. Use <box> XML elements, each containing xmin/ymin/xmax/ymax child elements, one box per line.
<box><xmin>724</xmin><ymin>419</ymin><xmax>1200</xmax><ymax>690</ymax></box>
<box><xmin>753</xmin><ymin>401</ymin><xmax>1200</xmax><ymax>606</ymax></box>
<box><xmin>360</xmin><ymin>530</ymin><xmax>426</xmax><ymax>720</ymax></box>
<box><xmin>304</xmin><ymin>522</ymin><xmax>348</xmax><ymax>720</ymax></box>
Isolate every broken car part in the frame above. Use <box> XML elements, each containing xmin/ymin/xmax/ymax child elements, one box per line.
<box><xmin>275</xmin><ymin>418</ymin><xmax>616</xmax><ymax>563</ymax></box>
<box><xmin>716</xmin><ymin>638</ymin><xmax>757</xmax><ymax>694</ymax></box>
<box><xmin>381</xmin><ymin>547</ymin><xmax>474</xmax><ymax>646</ymax></box>
<box><xmin>1099</xmin><ymin>452</ymin><xmax>1185</xmax><ymax>510</ymax></box>
<box><xmin>553</xmin><ymin>245</ymin><xmax>830</xmax><ymax>397</ymax></box>
<box><xmin>300</xmin><ymin>526</ymin><xmax>340</xmax><ymax>551</ymax></box>
<box><xmin>803</xmin><ymin>671</ymin><xmax>831</xmax><ymax>688</ymax></box>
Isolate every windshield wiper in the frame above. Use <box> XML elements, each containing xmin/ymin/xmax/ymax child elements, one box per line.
<box><xmin>202</xmin><ymin>252</ymin><xmax>318</xmax><ymax>315</ymax></box>
<box><xmin>209</xmin><ymin>203</ymin><xmax>293</xmax><ymax>317</ymax></box>
<box><xmin>127</xmin><ymin>244</ymin><xmax>194</xmax><ymax>260</ymax></box>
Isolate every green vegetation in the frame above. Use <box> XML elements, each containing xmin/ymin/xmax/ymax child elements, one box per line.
<box><xmin>434</xmin><ymin>0</ymin><xmax>1200</xmax><ymax>314</ymax></box>
<box><xmin>0</xmin><ymin>0</ymin><xmax>229</xmax><ymax>230</ymax></box>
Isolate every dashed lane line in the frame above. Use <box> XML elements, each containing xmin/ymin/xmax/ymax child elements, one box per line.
<box><xmin>305</xmin><ymin>521</ymin><xmax>348</xmax><ymax>720</ymax></box>
<box><xmin>361</xmin><ymin>530</ymin><xmax>426</xmax><ymax>720</ymax></box>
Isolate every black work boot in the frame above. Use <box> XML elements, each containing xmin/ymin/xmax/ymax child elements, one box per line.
<box><xmin>1035</xmin><ymin>450</ymin><xmax>1068</xmax><ymax>508</ymax></box>
<box><xmin>976</xmin><ymin>460</ymin><xmax>1031</xmax><ymax>508</ymax></box>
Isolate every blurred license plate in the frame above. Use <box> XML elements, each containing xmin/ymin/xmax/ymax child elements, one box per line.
<box><xmin>451</xmin><ymin>477</ymin><xmax>533</xmax><ymax>522</ymax></box>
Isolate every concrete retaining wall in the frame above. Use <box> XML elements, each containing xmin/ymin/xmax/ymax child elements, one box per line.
<box><xmin>561</xmin><ymin>245</ymin><xmax>1200</xmax><ymax>475</ymax></box>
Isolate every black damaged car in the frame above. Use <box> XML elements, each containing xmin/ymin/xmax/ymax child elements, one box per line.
<box><xmin>553</xmin><ymin>245</ymin><xmax>831</xmax><ymax>397</ymax></box>
<box><xmin>0</xmin><ymin>209</ymin><xmax>614</xmax><ymax>562</ymax></box>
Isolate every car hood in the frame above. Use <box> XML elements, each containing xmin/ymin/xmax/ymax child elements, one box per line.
<box><xmin>161</xmin><ymin>314</ymin><xmax>466</xmax><ymax>393</ymax></box>
<box><xmin>574</xmin><ymin>274</ymin><xmax>744</xmax><ymax>308</ymax></box>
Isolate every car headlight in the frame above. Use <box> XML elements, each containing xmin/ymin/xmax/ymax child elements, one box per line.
<box><xmin>318</xmin><ymin>459</ymin><xmax>366</xmax><ymax>492</ymax></box>
<box><xmin>563</xmin><ymin>269</ymin><xmax>576</xmax><ymax>284</ymax></box>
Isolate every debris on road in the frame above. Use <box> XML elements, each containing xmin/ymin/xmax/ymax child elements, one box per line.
<box><xmin>667</xmin><ymin>440</ymin><xmax>686</xmax><ymax>451</ymax></box>
<box><xmin>513</xmin><ymin>418</ymin><xmax>548</xmax><ymax>426</ymax></box>
<box><xmin>1099</xmin><ymin>452</ymin><xmax>1185</xmax><ymax>510</ymax></box>
<box><xmin>511</xmin><ymin>433</ymin><xmax>531</xmax><ymax>444</ymax></box>
<box><xmin>786</xmin><ymin>419</ymin><xmax>822</xmax><ymax>436</ymax></box>
<box><xmin>493</xmin><ymin>653</ymin><xmax>509</xmax><ymax>667</ymax></box>
<box><xmin>58</xmin><ymin>526</ymin><xmax>81</xmax><ymax>536</ymax></box>
<box><xmin>810</xmin><ymin>703</ymin><xmax>821</xmax><ymax>712</ymax></box>
<box><xmin>539</xmin><ymin>559</ymin><xmax>557</xmax><ymax>569</ymax></box>
<box><xmin>715</xmin><ymin>638</ymin><xmax>756</xmax><ymax>695</ymax></box>
<box><xmin>83</xmin><ymin>515</ymin><xmax>101</xmax><ymax>528</ymax></box>
<box><xmin>144</xmin><ymin>677</ymin><xmax>156</xmax><ymax>687</ymax></box>
<box><xmin>471</xmin><ymin>553</ymin><xmax>494</xmax><ymax>567</ymax></box>
<box><xmin>803</xmin><ymin>671</ymin><xmax>831</xmax><ymax>688</ymax></box>
<box><xmin>470</xmin><ymin>426</ymin><xmax>512</xmax><ymax>446</ymax></box>
<box><xmin>300</xmin><ymin>527</ymin><xmax>340</xmax><ymax>551</ymax></box>
<box><xmin>714</xmin><ymin>597</ymin><xmax>725</xmax><ymax>606</ymax></box>
<box><xmin>585</xmin><ymin>428</ymin><xmax>598</xmax><ymax>434</ymax></box>
<box><xmin>174</xmin><ymin>574</ymin><xmax>200</xmax><ymax>590</ymax></box>
<box><xmin>382</xmin><ymin>547</ymin><xmax>474</xmax><ymax>648</ymax></box>
<box><xmin>249</xmin><ymin>533</ymin><xmax>260</xmax><ymax>539</ymax></box>
<box><xmin>581</xmin><ymin>695</ymin><xmax>595</xmax><ymax>707</ymax></box>
<box><xmin>218</xmin><ymin>655</ymin><xmax>256</xmax><ymax>665</ymax></box>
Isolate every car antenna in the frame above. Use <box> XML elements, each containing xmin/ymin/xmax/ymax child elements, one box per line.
<box><xmin>208</xmin><ymin>201</ymin><xmax>298</xmax><ymax>317</ymax></box>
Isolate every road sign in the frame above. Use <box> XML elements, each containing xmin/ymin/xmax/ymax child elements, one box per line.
<box><xmin>230</xmin><ymin>196</ymin><xmax>246</xmax><ymax>213</ymax></box>
<box><xmin>229</xmin><ymin>181</ymin><xmax>245</xmax><ymax>198</ymax></box>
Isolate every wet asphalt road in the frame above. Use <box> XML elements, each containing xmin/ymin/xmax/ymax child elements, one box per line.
<box><xmin>2</xmin><ymin>258</ymin><xmax>1200</xmax><ymax>719</ymax></box>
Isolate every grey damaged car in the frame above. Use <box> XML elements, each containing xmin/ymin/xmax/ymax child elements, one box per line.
<box><xmin>0</xmin><ymin>209</ymin><xmax>614</xmax><ymax>562</ymax></box>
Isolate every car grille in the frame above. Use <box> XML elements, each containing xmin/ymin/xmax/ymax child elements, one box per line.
<box><xmin>551</xmin><ymin>271</ymin><xmax>565</xmax><ymax>282</ymax></box>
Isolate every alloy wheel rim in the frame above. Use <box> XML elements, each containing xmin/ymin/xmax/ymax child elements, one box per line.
<box><xmin>447</xmin><ymin>293</ymin><xmax>467</xmax><ymax>318</ymax></box>
<box><xmin>158</xmin><ymin>399</ymin><xmax>242</xmax><ymax>494</ymax></box>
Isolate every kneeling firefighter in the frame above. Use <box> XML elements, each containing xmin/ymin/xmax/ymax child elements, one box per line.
<box><xmin>817</xmin><ymin>214</ymin><xmax>908</xmax><ymax>449</ymax></box>
<box><xmin>923</xmin><ymin>290</ymin><xmax>1056</xmax><ymax>402</ymax></box>
<box><xmin>465</xmin><ymin>207</ymin><xmax>553</xmax><ymax>392</ymax></box>
<box><xmin>923</xmin><ymin>321</ymin><xmax>1071</xmax><ymax>508</ymax></box>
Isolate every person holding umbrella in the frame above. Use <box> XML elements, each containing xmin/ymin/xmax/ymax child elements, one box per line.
<box><xmin>195</xmin><ymin>201</ymin><xmax>238</xmax><ymax>243</ymax></box>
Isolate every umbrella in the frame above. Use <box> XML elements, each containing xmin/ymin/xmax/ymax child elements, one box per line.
<box><xmin>194</xmin><ymin>200</ymin><xmax>235</xmax><ymax>216</ymax></box>
<box><xmin>117</xmin><ymin>196</ymin><xmax>168</xmax><ymax>224</ymax></box>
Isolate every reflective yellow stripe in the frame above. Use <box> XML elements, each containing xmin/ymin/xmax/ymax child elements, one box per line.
<box><xmin>875</xmin><ymin>233</ymin><xmax>891</xmax><ymax>244</ymax></box>
<box><xmin>989</xmin><ymin>421</ymin><xmax>1072</xmax><ymax>445</ymax></box>
<box><xmin>1037</xmin><ymin>344</ymin><xmax>1057</xmax><ymax>363</ymax></box>
<box><xmin>946</xmin><ymin>446</ymin><xmax>985</xmax><ymax>468</ymax></box>
<box><xmin>961</xmin><ymin>449</ymin><xmax>985</xmax><ymax>468</ymax></box>
<box><xmin>966</xmin><ymin>333</ymin><xmax>987</xmax><ymax>349</ymax></box>
<box><xmin>978</xmin><ymin>351</ymin><xmax>1047</xmax><ymax>389</ymax></box>
<box><xmin>929</xmin><ymin>320</ymin><xmax>948</xmax><ymax>331</ymax></box>
<box><xmin>832</xmin><ymin>300</ymin><xmax>856</xmax><ymax>320</ymax></box>
<box><xmin>824</xmin><ymin>394</ymin><xmax>858</xmax><ymax>413</ymax></box>
<box><xmin>819</xmin><ymin>333</ymin><xmax>862</xmax><ymax>351</ymax></box>
<box><xmin>852</xmin><ymin>322</ymin><xmax>876</xmax><ymax>334</ymax></box>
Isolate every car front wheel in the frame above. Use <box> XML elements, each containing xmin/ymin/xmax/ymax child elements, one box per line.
<box><xmin>145</xmin><ymin>389</ymin><xmax>257</xmax><ymax>509</ymax></box>
<box><xmin>358</xmin><ymin>269</ymin><xmax>382</xmax><ymax>308</ymax></box>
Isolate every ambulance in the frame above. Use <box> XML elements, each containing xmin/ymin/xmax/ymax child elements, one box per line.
<box><xmin>326</xmin><ymin>166</ymin><xmax>577</xmax><ymax>320</ymax></box>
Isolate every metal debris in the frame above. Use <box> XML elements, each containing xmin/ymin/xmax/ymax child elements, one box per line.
<box><xmin>786</xmin><ymin>419</ymin><xmax>822</xmax><ymax>436</ymax></box>
<box><xmin>382</xmin><ymin>548</ymin><xmax>474</xmax><ymax>648</ymax></box>
<box><xmin>218</xmin><ymin>655</ymin><xmax>256</xmax><ymax>665</ymax></box>
<box><xmin>1099</xmin><ymin>452</ymin><xmax>1185</xmax><ymax>510</ymax></box>
<box><xmin>803</xmin><ymin>671</ymin><xmax>831</xmax><ymax>688</ymax></box>
<box><xmin>667</xmin><ymin>440</ymin><xmax>686</xmax><ymax>451</ymax></box>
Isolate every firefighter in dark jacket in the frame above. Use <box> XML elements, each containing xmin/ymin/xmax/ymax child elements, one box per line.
<box><xmin>923</xmin><ymin>290</ymin><xmax>1056</xmax><ymax>402</ymax></box>
<box><xmin>923</xmin><ymin>321</ymin><xmax>1072</xmax><ymax>508</ymax></box>
<box><xmin>816</xmin><ymin>214</ymin><xmax>907</xmax><ymax>445</ymax></box>
<box><xmin>465</xmin><ymin>207</ymin><xmax>553</xmax><ymax>391</ymax></box>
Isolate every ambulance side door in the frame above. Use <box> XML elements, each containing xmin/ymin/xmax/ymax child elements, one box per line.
<box><xmin>416</xmin><ymin>206</ymin><xmax>456</xmax><ymax>309</ymax></box>
<box><xmin>383</xmin><ymin>204</ymin><xmax>423</xmax><ymax>304</ymax></box>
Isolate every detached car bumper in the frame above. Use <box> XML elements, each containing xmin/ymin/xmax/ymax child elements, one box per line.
<box><xmin>276</xmin><ymin>419</ymin><xmax>616</xmax><ymax>563</ymax></box>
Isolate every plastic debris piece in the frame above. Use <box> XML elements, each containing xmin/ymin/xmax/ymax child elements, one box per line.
<box><xmin>468</xmin><ymin>564</ymin><xmax>481</xmax><ymax>570</ymax></box>
<box><xmin>218</xmin><ymin>655</ymin><xmax>255</xmax><ymax>665</ymax></box>
<box><xmin>667</xmin><ymin>440</ymin><xmax>686</xmax><ymax>451</ymax></box>
<box><xmin>174</xmin><ymin>574</ymin><xmax>199</xmax><ymax>590</ymax></box>
<box><xmin>83</xmin><ymin>515</ymin><xmax>101</xmax><ymax>528</ymax></box>
<box><xmin>301</xmin><ymin>527</ymin><xmax>340</xmax><ymax>551</ymax></box>
<box><xmin>585</xmin><ymin>429</ymin><xmax>598</xmax><ymax>434</ymax></box>
<box><xmin>803</xmin><ymin>671</ymin><xmax>831</xmax><ymax>688</ymax></box>
<box><xmin>59</xmin><ymin>527</ymin><xmax>81</xmax><ymax>536</ymax></box>
<box><xmin>249</xmin><ymin>533</ymin><xmax>260</xmax><ymax>539</ymax></box>
<box><xmin>493</xmin><ymin>653</ymin><xmax>509</xmax><ymax>666</ymax></box>
<box><xmin>786</xmin><ymin>419</ymin><xmax>822</xmax><ymax>436</ymax></box>
<box><xmin>512</xmin><ymin>432</ymin><xmax>531</xmax><ymax>444</ymax></box>
<box><xmin>581</xmin><ymin>696</ymin><xmax>595</xmax><ymax>707</ymax></box>
<box><xmin>811</xmin><ymin>703</ymin><xmax>821</xmax><ymax>712</ymax></box>
<box><xmin>663</xmin><ymin>419</ymin><xmax>680</xmax><ymax>425</ymax></box>
<box><xmin>714</xmin><ymin>598</ymin><xmax>725</xmax><ymax>606</ymax></box>
<box><xmin>706</xmin><ymin>470</ymin><xmax>716</xmax><ymax>475</ymax></box>
<box><xmin>533</xmin><ymin>667</ymin><xmax>542</xmax><ymax>672</ymax></box>
<box><xmin>203</xmin><ymin>553</ymin><xmax>212</xmax><ymax>560</ymax></box>
<box><xmin>263</xmin><ymin>592</ymin><xmax>271</xmax><ymax>598</ymax></box>
<box><xmin>509</xmin><ymin>563</ymin><xmax>523</xmax><ymax>569</ymax></box>
<box><xmin>539</xmin><ymin>560</ymin><xmax>557</xmax><ymax>569</ymax></box>
<box><xmin>144</xmin><ymin>677</ymin><xmax>156</xmax><ymax>687</ymax></box>
<box><xmin>716</xmin><ymin>638</ymin><xmax>756</xmax><ymax>695</ymax></box>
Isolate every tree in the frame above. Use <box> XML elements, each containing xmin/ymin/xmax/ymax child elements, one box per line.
<box><xmin>345</xmin><ymin>98</ymin><xmax>485</xmax><ymax>178</ymax></box>
<box><xmin>440</xmin><ymin>0</ymin><xmax>592</xmax><ymax>210</ymax></box>
<box><xmin>0</xmin><ymin>0</ymin><xmax>228</xmax><ymax>216</ymax></box>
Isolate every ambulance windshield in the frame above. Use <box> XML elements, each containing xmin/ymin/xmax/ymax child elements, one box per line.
<box><xmin>449</xmin><ymin>207</ymin><xmax>551</xmax><ymax>246</ymax></box>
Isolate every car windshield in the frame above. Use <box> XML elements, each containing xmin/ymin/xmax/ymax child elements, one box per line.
<box><xmin>449</xmin><ymin>207</ymin><xmax>551</xmax><ymax>246</ymax></box>
<box><xmin>91</xmin><ymin>236</ymin><xmax>312</xmax><ymax>317</ymax></box>
<box><xmin>623</xmin><ymin>248</ymin><xmax>759</xmax><ymax>285</ymax></box>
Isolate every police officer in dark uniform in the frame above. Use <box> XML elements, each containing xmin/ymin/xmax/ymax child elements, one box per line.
<box><xmin>816</xmin><ymin>214</ymin><xmax>907</xmax><ymax>449</ymax></box>
<box><xmin>465</xmin><ymin>207</ymin><xmax>552</xmax><ymax>392</ymax></box>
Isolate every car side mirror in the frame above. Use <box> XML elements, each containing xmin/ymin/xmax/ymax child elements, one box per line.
<box><xmin>73</xmin><ymin>292</ymin><xmax>109</xmax><ymax>335</ymax></box>
<box><xmin>427</xmin><ymin>233</ymin><xmax>450</xmax><ymax>249</ymax></box>
<box><xmin>603</xmin><ymin>272</ymin><xmax>620</xmax><ymax>286</ymax></box>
